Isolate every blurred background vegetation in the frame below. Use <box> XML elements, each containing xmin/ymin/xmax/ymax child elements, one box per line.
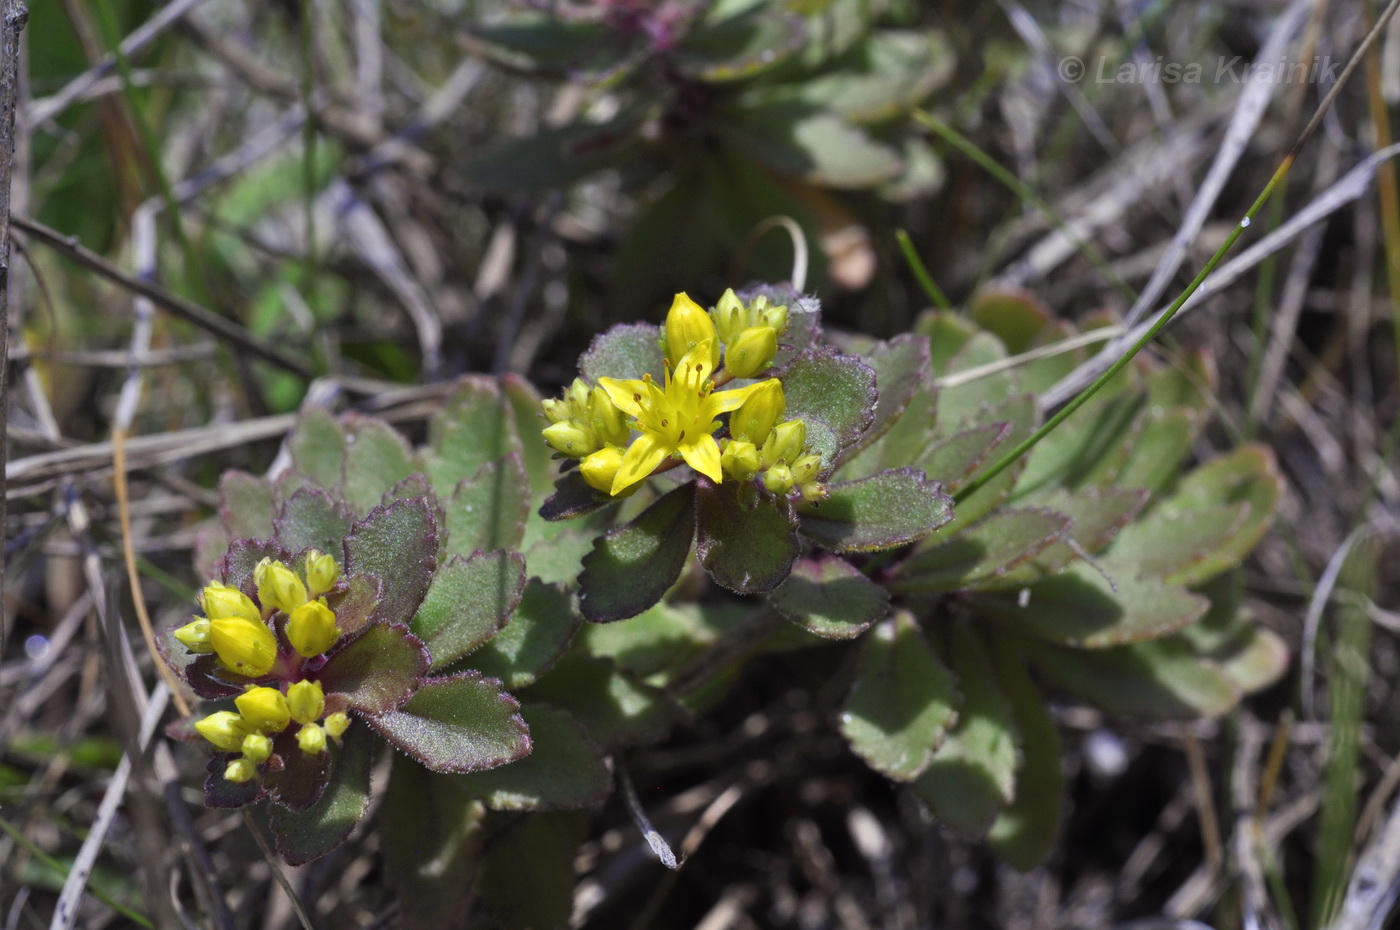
<box><xmin>7</xmin><ymin>0</ymin><xmax>1400</xmax><ymax>927</ymax></box>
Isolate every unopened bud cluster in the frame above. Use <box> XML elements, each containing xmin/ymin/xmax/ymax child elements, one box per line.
<box><xmin>174</xmin><ymin>551</ymin><xmax>351</xmax><ymax>783</ymax></box>
<box><xmin>721</xmin><ymin>379</ymin><xmax>828</xmax><ymax>501</ymax></box>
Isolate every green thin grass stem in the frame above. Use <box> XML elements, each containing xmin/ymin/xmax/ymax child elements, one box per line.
<box><xmin>955</xmin><ymin>159</ymin><xmax>1294</xmax><ymax>505</ymax></box>
<box><xmin>895</xmin><ymin>229</ymin><xmax>953</xmax><ymax>311</ymax></box>
<box><xmin>1244</xmin><ymin>189</ymin><xmax>1290</xmax><ymax>438</ymax></box>
<box><xmin>912</xmin><ymin>110</ymin><xmax>1136</xmax><ymax>302</ymax></box>
<box><xmin>0</xmin><ymin>816</ymin><xmax>154</xmax><ymax>928</ymax></box>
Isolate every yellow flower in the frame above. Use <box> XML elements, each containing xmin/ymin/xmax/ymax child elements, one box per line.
<box><xmin>286</xmin><ymin>680</ymin><xmax>326</xmax><ymax>725</ymax></box>
<box><xmin>255</xmin><ymin>558</ymin><xmax>307</xmax><ymax>614</ymax></box>
<box><xmin>599</xmin><ymin>341</ymin><xmax>775</xmax><ymax>495</ymax></box>
<box><xmin>721</xmin><ymin>440</ymin><xmax>761</xmax><ymax>480</ymax></box>
<box><xmin>763</xmin><ymin>463</ymin><xmax>795</xmax><ymax>495</ymax></box>
<box><xmin>324</xmin><ymin>712</ymin><xmax>351</xmax><ymax>739</ymax></box>
<box><xmin>663</xmin><ymin>293</ymin><xmax>720</xmax><ymax>372</ymax></box>
<box><xmin>198</xmin><ymin>582</ymin><xmax>260</xmax><ymax>623</ymax></box>
<box><xmin>236</xmin><ymin>687</ymin><xmax>292</xmax><ymax>732</ymax></box>
<box><xmin>304</xmin><ymin>550</ymin><xmax>341</xmax><ymax>598</ymax></box>
<box><xmin>287</xmin><ymin>600</ymin><xmax>339</xmax><ymax>658</ymax></box>
<box><xmin>579</xmin><ymin>445</ymin><xmax>626</xmax><ymax>493</ymax></box>
<box><xmin>729</xmin><ymin>380</ymin><xmax>784</xmax><ymax>445</ymax></box>
<box><xmin>225</xmin><ymin>758</ymin><xmax>258</xmax><ymax>783</ymax></box>
<box><xmin>195</xmin><ymin>711</ymin><xmax>252</xmax><ymax>752</ymax></box>
<box><xmin>297</xmin><ymin>723</ymin><xmax>327</xmax><ymax>754</ymax></box>
<box><xmin>209</xmin><ymin>616</ymin><xmax>279</xmax><ymax>677</ymax></box>
<box><xmin>761</xmin><ymin>420</ymin><xmax>807</xmax><ymax>468</ymax></box>
<box><xmin>724</xmin><ymin>326</ymin><xmax>778</xmax><ymax>378</ymax></box>
<box><xmin>241</xmin><ymin>733</ymin><xmax>273</xmax><ymax>764</ymax></box>
<box><xmin>173</xmin><ymin>618</ymin><xmax>214</xmax><ymax>654</ymax></box>
<box><xmin>541</xmin><ymin>379</ymin><xmax>630</xmax><ymax>458</ymax></box>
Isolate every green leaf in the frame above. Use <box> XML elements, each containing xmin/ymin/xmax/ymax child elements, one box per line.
<box><xmin>462</xmin><ymin>115</ymin><xmax>640</xmax><ymax>193</ymax></box>
<box><xmin>913</xmin><ymin>622</ymin><xmax>1019</xmax><ymax>839</ymax></box>
<box><xmin>773</xmin><ymin>347</ymin><xmax>877</xmax><ymax>468</ymax></box>
<box><xmin>1114</xmin><ymin>409</ymin><xmax>1200</xmax><ymax>494</ymax></box>
<box><xmin>539</xmin><ymin>470</ymin><xmax>615</xmax><ymax>523</ymax></box>
<box><xmin>220</xmin><ymin>538</ymin><xmax>289</xmax><ymax>599</ymax></box>
<box><xmin>579</xmin><ymin>322</ymin><xmax>666</xmax><ymax>384</ymax></box>
<box><xmin>341</xmin><ymin>414</ymin><xmax>418</xmax><ymax>514</ymax></box>
<box><xmin>326</xmin><ymin>573</ymin><xmax>382</xmax><ymax>639</ymax></box>
<box><xmin>1021</xmin><ymin>635</ymin><xmax>1241</xmax><ymax>718</ymax></box>
<box><xmin>368</xmin><ymin>671</ymin><xmax>531</xmax><ymax>774</ymax></box>
<box><xmin>798</xmin><ymin>468</ymin><xmax>953</xmax><ymax>553</ymax></box>
<box><xmin>344</xmin><ymin>498</ymin><xmax>439</xmax><ymax>626</ymax></box>
<box><xmin>288</xmin><ymin>407</ymin><xmax>346</xmax><ymax>490</ymax></box>
<box><xmin>674</xmin><ymin>3</ymin><xmax>805</xmax><ymax>81</ymax></box>
<box><xmin>987</xmin><ymin>637</ymin><xmax>1063</xmax><ymax>870</ymax></box>
<box><xmin>768</xmin><ymin>556</ymin><xmax>889</xmax><ymax>639</ymax></box>
<box><xmin>1015</xmin><ymin>392</ymin><xmax>1142</xmax><ymax>498</ymax></box>
<box><xmin>915</xmin><ymin>310</ymin><xmax>979</xmax><ymax>373</ymax></box>
<box><xmin>456</xmin><ymin>705</ymin><xmax>610</xmax><ymax>811</ymax></box>
<box><xmin>579</xmin><ymin>483</ymin><xmax>697</xmax><ymax>622</ymax></box>
<box><xmin>980</xmin><ymin>487</ymin><xmax>1150</xmax><ymax>586</ymax></box>
<box><xmin>969</xmin><ymin>286</ymin><xmax>1053</xmax><ymax>355</ymax></box>
<box><xmin>726</xmin><ymin>104</ymin><xmax>902</xmax><ymax>188</ymax></box>
<box><xmin>480</xmin><ymin>812</ymin><xmax>588</xmax><ymax>930</ymax></box>
<box><xmin>581</xmin><ymin>599</ymin><xmax>743</xmax><ymax>680</ymax></box>
<box><xmin>274</xmin><ymin>487</ymin><xmax>354</xmax><ymax>558</ymax></box>
<box><xmin>839</xmin><ymin>334</ymin><xmax>930</xmax><ymax>465</ymax></box>
<box><xmin>843</xmin><ymin>370</ymin><xmax>938</xmax><ymax>481</ymax></box>
<box><xmin>269</xmin><ymin>723</ymin><xmax>374</xmax><ymax>865</ymax></box>
<box><xmin>502</xmin><ymin>374</ymin><xmax>558</xmax><ymax>501</ymax></box>
<box><xmin>469</xmin><ymin>580</ymin><xmax>580</xmax><ymax>688</ymax></box>
<box><xmin>524</xmin><ymin>652</ymin><xmax>683</xmax><ymax>749</ymax></box>
<box><xmin>468</xmin><ymin>12</ymin><xmax>610</xmax><ymax>75</ymax></box>
<box><xmin>762</xmin><ymin>29</ymin><xmax>954</xmax><ymax>123</ymax></box>
<box><xmin>892</xmin><ymin>509</ymin><xmax>1072</xmax><ymax>594</ymax></box>
<box><xmin>840</xmin><ymin>613</ymin><xmax>958</xmax><ymax>781</ymax></box>
<box><xmin>1212</xmin><ymin>626</ymin><xmax>1289</xmax><ymax>695</ymax></box>
<box><xmin>220</xmin><ymin>471</ymin><xmax>274</xmax><ymax>540</ymax></box>
<box><xmin>320</xmin><ymin>622</ymin><xmax>430</xmax><ymax>715</ymax></box>
<box><xmin>695</xmin><ymin>480</ymin><xmax>801</xmax><ymax>594</ymax></box>
<box><xmin>424</xmin><ymin>378</ymin><xmax>516</xmax><ymax>492</ymax></box>
<box><xmin>263</xmin><ymin>727</ymin><xmax>331</xmax><ymax>812</ymax></box>
<box><xmin>934</xmin><ymin>395</ymin><xmax>1038</xmax><ymax>533</ymax></box>
<box><xmin>413</xmin><ymin>551</ymin><xmax>527</xmax><ymax>671</ymax></box>
<box><xmin>934</xmin><ymin>333</ymin><xmax>1023</xmax><ymax>428</ymax></box>
<box><xmin>440</xmin><ymin>455</ymin><xmax>531</xmax><ymax>560</ymax></box>
<box><xmin>383</xmin><ymin>758</ymin><xmax>485</xmax><ymax>930</ymax></box>
<box><xmin>1103</xmin><ymin>503</ymin><xmax>1249</xmax><ymax>584</ymax></box>
<box><xmin>915</xmin><ymin>422</ymin><xmax>1009</xmax><ymax>491</ymax></box>
<box><xmin>967</xmin><ymin>563</ymin><xmax>1208</xmax><ymax>648</ymax></box>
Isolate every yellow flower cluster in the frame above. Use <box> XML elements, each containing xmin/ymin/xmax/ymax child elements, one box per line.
<box><xmin>193</xmin><ymin>681</ymin><xmax>351</xmax><ymax>782</ymax></box>
<box><xmin>542</xmin><ymin>291</ymin><xmax>824</xmax><ymax>500</ymax></box>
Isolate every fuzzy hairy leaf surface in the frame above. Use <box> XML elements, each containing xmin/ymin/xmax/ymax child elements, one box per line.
<box><xmin>341</xmin><ymin>414</ymin><xmax>418</xmax><ymax>514</ymax></box>
<box><xmin>893</xmin><ymin>508</ymin><xmax>1072</xmax><ymax>594</ymax></box>
<box><xmin>343</xmin><ymin>498</ymin><xmax>438</xmax><ymax>627</ymax></box>
<box><xmin>769</xmin><ymin>556</ymin><xmax>889</xmax><ymax>639</ymax></box>
<box><xmin>269</xmin><ymin>724</ymin><xmax>374</xmax><ymax>865</ymax></box>
<box><xmin>220</xmin><ymin>471</ymin><xmax>274</xmax><ymax>540</ymax></box>
<box><xmin>696</xmin><ymin>480</ymin><xmax>801</xmax><ymax>594</ymax></box>
<box><xmin>455</xmin><ymin>704</ymin><xmax>610</xmax><ymax>811</ymax></box>
<box><xmin>468</xmin><ymin>580</ymin><xmax>580</xmax><ymax>689</ymax></box>
<box><xmin>579</xmin><ymin>322</ymin><xmax>666</xmax><ymax>383</ymax></box>
<box><xmin>579</xmin><ymin>483</ymin><xmax>696</xmax><ymax>622</ymax></box>
<box><xmin>443</xmin><ymin>455</ymin><xmax>530</xmax><ymax>557</ymax></box>
<box><xmin>288</xmin><ymin>407</ymin><xmax>346</xmax><ymax>490</ymax></box>
<box><xmin>368</xmin><ymin>671</ymin><xmax>531</xmax><ymax>774</ymax></box>
<box><xmin>275</xmin><ymin>486</ymin><xmax>354</xmax><ymax>558</ymax></box>
<box><xmin>798</xmin><ymin>468</ymin><xmax>952</xmax><ymax>552</ymax></box>
<box><xmin>412</xmin><ymin>551</ymin><xmax>527</xmax><ymax>671</ymax></box>
<box><xmin>775</xmin><ymin>347</ymin><xmax>878</xmax><ymax>467</ymax></box>
<box><xmin>320</xmin><ymin>623</ymin><xmax>430</xmax><ymax>716</ymax></box>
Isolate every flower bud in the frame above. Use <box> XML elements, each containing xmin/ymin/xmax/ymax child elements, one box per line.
<box><xmin>287</xmin><ymin>600</ymin><xmax>339</xmax><ymax>658</ymax></box>
<box><xmin>241</xmin><ymin>733</ymin><xmax>273</xmax><ymax>764</ymax></box>
<box><xmin>304</xmin><ymin>550</ymin><xmax>341</xmax><ymax>598</ymax></box>
<box><xmin>235</xmin><ymin>687</ymin><xmax>292</xmax><ymax>732</ymax></box>
<box><xmin>729</xmin><ymin>380</ymin><xmax>784</xmax><ymax>444</ymax></box>
<box><xmin>287</xmin><ymin>680</ymin><xmax>326</xmax><ymax>724</ymax></box>
<box><xmin>754</xmin><ymin>295</ymin><xmax>788</xmax><ymax>333</ymax></box>
<box><xmin>542</xmin><ymin>420</ymin><xmax>598</xmax><ymax>458</ymax></box>
<box><xmin>173</xmin><ymin>618</ymin><xmax>214</xmax><ymax>654</ymax></box>
<box><xmin>324</xmin><ymin>712</ymin><xmax>351</xmax><ymax>739</ymax></box>
<box><xmin>541</xmin><ymin>397</ymin><xmax>569</xmax><ymax>424</ymax></box>
<box><xmin>664</xmin><ymin>292</ymin><xmax>720</xmax><ymax>373</ymax></box>
<box><xmin>712</xmin><ymin>288</ymin><xmax>746</xmax><ymax>344</ymax></box>
<box><xmin>724</xmin><ymin>326</ymin><xmax>778</xmax><ymax>378</ymax></box>
<box><xmin>195</xmin><ymin>711</ymin><xmax>252</xmax><ymax>752</ymax></box>
<box><xmin>763</xmin><ymin>464</ymin><xmax>795</xmax><ymax>495</ymax></box>
<box><xmin>721</xmin><ymin>440</ymin><xmax>762</xmax><ymax>480</ymax></box>
<box><xmin>209</xmin><ymin>616</ymin><xmax>279</xmax><ymax>677</ymax></box>
<box><xmin>225</xmin><ymin>758</ymin><xmax>259</xmax><ymax>783</ymax></box>
<box><xmin>761</xmin><ymin>420</ymin><xmax>807</xmax><ymax>468</ymax></box>
<box><xmin>297</xmin><ymin>724</ymin><xmax>327</xmax><ymax>754</ymax></box>
<box><xmin>255</xmin><ymin>558</ymin><xmax>307</xmax><ymax>614</ymax></box>
<box><xmin>580</xmin><ymin>446</ymin><xmax>626</xmax><ymax>494</ymax></box>
<box><xmin>792</xmin><ymin>452</ymin><xmax>823</xmax><ymax>484</ymax></box>
<box><xmin>199</xmin><ymin>582</ymin><xmax>260</xmax><ymax>622</ymax></box>
<box><xmin>799</xmin><ymin>481</ymin><xmax>829</xmax><ymax>502</ymax></box>
<box><xmin>590</xmin><ymin>387</ymin><xmax>631</xmax><ymax>447</ymax></box>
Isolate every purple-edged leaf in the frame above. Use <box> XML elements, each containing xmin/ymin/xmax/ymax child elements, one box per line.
<box><xmin>368</xmin><ymin>671</ymin><xmax>531</xmax><ymax>774</ymax></box>
<box><xmin>987</xmin><ymin>636</ymin><xmax>1063</xmax><ymax>870</ymax></box>
<box><xmin>840</xmin><ymin>334</ymin><xmax>930</xmax><ymax>464</ymax></box>
<box><xmin>480</xmin><ymin>812</ymin><xmax>588</xmax><ymax>930</ymax></box>
<box><xmin>736</xmin><ymin>284</ymin><xmax>822</xmax><ymax>370</ymax></box>
<box><xmin>916</xmin><ymin>422</ymin><xmax>1011</xmax><ymax>492</ymax></box>
<box><xmin>320</xmin><ymin>622</ymin><xmax>430</xmax><ymax>715</ymax></box>
<box><xmin>412</xmin><ymin>551</ymin><xmax>527</xmax><ymax>671</ymax></box>
<box><xmin>264</xmin><ymin>728</ymin><xmax>331</xmax><ymax>812</ymax></box>
<box><xmin>695</xmin><ymin>479</ymin><xmax>800</xmax><ymax>594</ymax></box>
<box><xmin>468</xmin><ymin>580</ymin><xmax>580</xmax><ymax>689</ymax></box>
<box><xmin>979</xmin><ymin>487</ymin><xmax>1150</xmax><ymax>588</ymax></box>
<box><xmin>219</xmin><ymin>539</ymin><xmax>289</xmax><ymax>600</ymax></box>
<box><xmin>425</xmin><ymin>378</ymin><xmax>515</xmax><ymax>491</ymax></box>
<box><xmin>844</xmin><ymin>375</ymin><xmax>939</xmax><ymax>481</ymax></box>
<box><xmin>579</xmin><ymin>322</ymin><xmax>665</xmax><ymax>383</ymax></box>
<box><xmin>326</xmin><ymin>573</ymin><xmax>382</xmax><ymax>639</ymax></box>
<box><xmin>914</xmin><ymin>623</ymin><xmax>1019</xmax><ymax>839</ymax></box>
<box><xmin>1103</xmin><ymin>504</ymin><xmax>1246</xmax><ymax>585</ymax></box>
<box><xmin>443</xmin><ymin>455</ymin><xmax>530</xmax><ymax>558</ymax></box>
<box><xmin>524</xmin><ymin>652</ymin><xmax>684</xmax><ymax>749</ymax></box>
<box><xmin>1016</xmin><ymin>392</ymin><xmax>1141</xmax><ymax>498</ymax></box>
<box><xmin>798</xmin><ymin>468</ymin><xmax>953</xmax><ymax>553</ymax></box>
<box><xmin>274</xmin><ymin>487</ymin><xmax>354</xmax><ymax>559</ymax></box>
<box><xmin>343</xmin><ymin>498</ymin><xmax>438</xmax><ymax>626</ymax></box>
<box><xmin>540</xmin><ymin>470</ymin><xmax>615</xmax><ymax>522</ymax></box>
<box><xmin>892</xmin><ymin>509</ymin><xmax>1072</xmax><ymax>594</ymax></box>
<box><xmin>455</xmin><ymin>704</ymin><xmax>610</xmax><ymax>811</ymax></box>
<box><xmin>768</xmin><ymin>556</ymin><xmax>889</xmax><ymax>639</ymax></box>
<box><xmin>840</xmin><ymin>613</ymin><xmax>958</xmax><ymax>782</ymax></box>
<box><xmin>288</xmin><ymin>407</ymin><xmax>346</xmax><ymax>490</ymax></box>
<box><xmin>967</xmin><ymin>563</ymin><xmax>1209</xmax><ymax>648</ymax></box>
<box><xmin>269</xmin><ymin>723</ymin><xmax>374</xmax><ymax>865</ymax></box>
<box><xmin>1021</xmin><ymin>635</ymin><xmax>1241</xmax><ymax>718</ymax></box>
<box><xmin>383</xmin><ymin>757</ymin><xmax>485</xmax><ymax>930</ymax></box>
<box><xmin>204</xmin><ymin>753</ymin><xmax>264</xmax><ymax>808</ymax></box>
<box><xmin>774</xmin><ymin>347</ymin><xmax>877</xmax><ymax>467</ymax></box>
<box><xmin>341</xmin><ymin>414</ymin><xmax>417</xmax><ymax>514</ymax></box>
<box><xmin>220</xmin><ymin>471</ymin><xmax>275</xmax><ymax>540</ymax></box>
<box><xmin>579</xmin><ymin>483</ymin><xmax>696</xmax><ymax>622</ymax></box>
<box><xmin>1114</xmin><ymin>408</ymin><xmax>1200</xmax><ymax>494</ymax></box>
<box><xmin>184</xmin><ymin>654</ymin><xmax>263</xmax><ymax>700</ymax></box>
<box><xmin>936</xmin><ymin>395</ymin><xmax>1038</xmax><ymax>534</ymax></box>
<box><xmin>382</xmin><ymin>473</ymin><xmax>442</xmax><ymax>517</ymax></box>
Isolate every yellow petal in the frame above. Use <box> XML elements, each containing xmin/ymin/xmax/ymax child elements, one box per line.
<box><xmin>598</xmin><ymin>377</ymin><xmax>650</xmax><ymax>419</ymax></box>
<box><xmin>701</xmin><ymin>378</ymin><xmax>778</xmax><ymax>418</ymax></box>
<box><xmin>680</xmin><ymin>434</ymin><xmax>724</xmax><ymax>484</ymax></box>
<box><xmin>611</xmin><ymin>433</ymin><xmax>671</xmax><ymax>495</ymax></box>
